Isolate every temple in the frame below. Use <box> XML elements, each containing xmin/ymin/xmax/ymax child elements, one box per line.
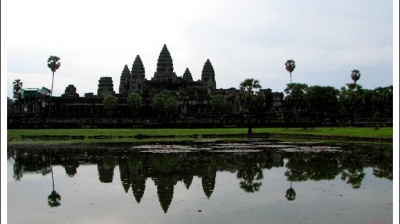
<box><xmin>9</xmin><ymin>44</ymin><xmax>284</xmax><ymax>128</ymax></box>
<box><xmin>117</xmin><ymin>44</ymin><xmax>217</xmax><ymax>101</ymax></box>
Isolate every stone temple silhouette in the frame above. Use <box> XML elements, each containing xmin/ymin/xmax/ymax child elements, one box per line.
<box><xmin>9</xmin><ymin>44</ymin><xmax>285</xmax><ymax>127</ymax></box>
<box><xmin>114</xmin><ymin>44</ymin><xmax>217</xmax><ymax>99</ymax></box>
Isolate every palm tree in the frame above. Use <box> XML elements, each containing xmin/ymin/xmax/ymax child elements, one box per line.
<box><xmin>339</xmin><ymin>71</ymin><xmax>363</xmax><ymax>125</ymax></box>
<box><xmin>351</xmin><ymin>69</ymin><xmax>361</xmax><ymax>83</ymax></box>
<box><xmin>237</xmin><ymin>78</ymin><xmax>262</xmax><ymax>134</ymax></box>
<box><xmin>285</xmin><ymin>60</ymin><xmax>296</xmax><ymax>83</ymax></box>
<box><xmin>13</xmin><ymin>79</ymin><xmax>23</xmax><ymax>98</ymax></box>
<box><xmin>48</xmin><ymin>161</ymin><xmax>61</xmax><ymax>207</ymax></box>
<box><xmin>13</xmin><ymin>79</ymin><xmax>23</xmax><ymax>115</ymax></box>
<box><xmin>47</xmin><ymin>55</ymin><xmax>61</xmax><ymax>119</ymax></box>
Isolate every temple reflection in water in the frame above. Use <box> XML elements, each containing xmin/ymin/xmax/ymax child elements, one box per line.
<box><xmin>8</xmin><ymin>142</ymin><xmax>392</xmax><ymax>213</ymax></box>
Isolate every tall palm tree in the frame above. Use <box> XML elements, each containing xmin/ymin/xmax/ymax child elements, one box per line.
<box><xmin>351</xmin><ymin>69</ymin><xmax>361</xmax><ymax>83</ymax></box>
<box><xmin>285</xmin><ymin>60</ymin><xmax>296</xmax><ymax>83</ymax></box>
<box><xmin>12</xmin><ymin>79</ymin><xmax>23</xmax><ymax>98</ymax></box>
<box><xmin>47</xmin><ymin>55</ymin><xmax>61</xmax><ymax>119</ymax></box>
<box><xmin>13</xmin><ymin>79</ymin><xmax>23</xmax><ymax>115</ymax></box>
<box><xmin>237</xmin><ymin>78</ymin><xmax>262</xmax><ymax>134</ymax></box>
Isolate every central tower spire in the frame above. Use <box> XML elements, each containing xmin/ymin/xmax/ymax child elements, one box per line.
<box><xmin>153</xmin><ymin>44</ymin><xmax>177</xmax><ymax>81</ymax></box>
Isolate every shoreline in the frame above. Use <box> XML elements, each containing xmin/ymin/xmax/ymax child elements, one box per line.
<box><xmin>7</xmin><ymin>132</ymin><xmax>393</xmax><ymax>146</ymax></box>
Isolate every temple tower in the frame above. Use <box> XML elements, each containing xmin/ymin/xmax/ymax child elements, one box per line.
<box><xmin>182</xmin><ymin>68</ymin><xmax>193</xmax><ymax>82</ymax></box>
<box><xmin>130</xmin><ymin>55</ymin><xmax>146</xmax><ymax>94</ymax></box>
<box><xmin>119</xmin><ymin>65</ymin><xmax>131</xmax><ymax>95</ymax></box>
<box><xmin>201</xmin><ymin>59</ymin><xmax>216</xmax><ymax>91</ymax></box>
<box><xmin>153</xmin><ymin>44</ymin><xmax>177</xmax><ymax>81</ymax></box>
<box><xmin>62</xmin><ymin>84</ymin><xmax>79</xmax><ymax>98</ymax></box>
<box><xmin>97</xmin><ymin>77</ymin><xmax>115</xmax><ymax>97</ymax></box>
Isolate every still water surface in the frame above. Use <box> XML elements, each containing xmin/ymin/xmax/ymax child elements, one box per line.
<box><xmin>7</xmin><ymin>142</ymin><xmax>392</xmax><ymax>224</ymax></box>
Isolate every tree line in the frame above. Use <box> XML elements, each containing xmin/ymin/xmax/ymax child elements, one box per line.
<box><xmin>9</xmin><ymin>57</ymin><xmax>393</xmax><ymax>130</ymax></box>
<box><xmin>100</xmin><ymin>72</ymin><xmax>392</xmax><ymax>132</ymax></box>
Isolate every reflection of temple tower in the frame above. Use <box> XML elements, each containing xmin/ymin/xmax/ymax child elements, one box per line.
<box><xmin>201</xmin><ymin>167</ymin><xmax>217</xmax><ymax>198</ymax></box>
<box><xmin>201</xmin><ymin>59</ymin><xmax>216</xmax><ymax>92</ymax></box>
<box><xmin>131</xmin><ymin>173</ymin><xmax>146</xmax><ymax>203</ymax></box>
<box><xmin>97</xmin><ymin>160</ymin><xmax>115</xmax><ymax>183</ymax></box>
<box><xmin>154</xmin><ymin>175</ymin><xmax>175</xmax><ymax>213</ymax></box>
<box><xmin>152</xmin><ymin>44</ymin><xmax>177</xmax><ymax>81</ymax></box>
<box><xmin>182</xmin><ymin>175</ymin><xmax>193</xmax><ymax>189</ymax></box>
<box><xmin>62</xmin><ymin>160</ymin><xmax>80</xmax><ymax>177</ymax></box>
<box><xmin>125</xmin><ymin>152</ymin><xmax>147</xmax><ymax>202</ymax></box>
<box><xmin>118</xmin><ymin>159</ymin><xmax>131</xmax><ymax>193</ymax></box>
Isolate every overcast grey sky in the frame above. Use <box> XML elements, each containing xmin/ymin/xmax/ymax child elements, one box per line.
<box><xmin>3</xmin><ymin>0</ymin><xmax>396</xmax><ymax>98</ymax></box>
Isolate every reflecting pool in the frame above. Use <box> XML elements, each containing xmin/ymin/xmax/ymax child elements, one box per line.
<box><xmin>7</xmin><ymin>142</ymin><xmax>393</xmax><ymax>224</ymax></box>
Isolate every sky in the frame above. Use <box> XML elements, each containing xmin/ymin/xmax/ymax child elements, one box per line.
<box><xmin>2</xmin><ymin>0</ymin><xmax>396</xmax><ymax>99</ymax></box>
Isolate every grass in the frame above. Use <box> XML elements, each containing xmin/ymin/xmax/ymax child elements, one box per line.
<box><xmin>7</xmin><ymin>127</ymin><xmax>393</xmax><ymax>144</ymax></box>
<box><xmin>261</xmin><ymin>127</ymin><xmax>393</xmax><ymax>138</ymax></box>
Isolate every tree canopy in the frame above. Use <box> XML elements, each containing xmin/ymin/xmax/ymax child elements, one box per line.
<box><xmin>237</xmin><ymin>78</ymin><xmax>262</xmax><ymax>134</ymax></box>
<box><xmin>285</xmin><ymin>60</ymin><xmax>296</xmax><ymax>83</ymax></box>
<box><xmin>47</xmin><ymin>56</ymin><xmax>61</xmax><ymax>73</ymax></box>
<box><xmin>103</xmin><ymin>94</ymin><xmax>118</xmax><ymax>116</ymax></box>
<box><xmin>151</xmin><ymin>90</ymin><xmax>178</xmax><ymax>116</ymax></box>
<box><xmin>127</xmin><ymin>92</ymin><xmax>143</xmax><ymax>115</ymax></box>
<box><xmin>211</xmin><ymin>94</ymin><xmax>229</xmax><ymax>116</ymax></box>
<box><xmin>237</xmin><ymin>78</ymin><xmax>261</xmax><ymax>114</ymax></box>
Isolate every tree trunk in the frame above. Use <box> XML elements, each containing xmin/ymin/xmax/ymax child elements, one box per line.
<box><xmin>247</xmin><ymin>114</ymin><xmax>253</xmax><ymax>134</ymax></box>
<box><xmin>49</xmin><ymin>72</ymin><xmax>54</xmax><ymax>119</ymax></box>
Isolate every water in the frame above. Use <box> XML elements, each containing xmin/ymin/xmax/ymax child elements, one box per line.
<box><xmin>7</xmin><ymin>142</ymin><xmax>393</xmax><ymax>224</ymax></box>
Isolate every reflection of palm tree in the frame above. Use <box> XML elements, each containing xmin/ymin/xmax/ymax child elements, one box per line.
<box><xmin>284</xmin><ymin>154</ymin><xmax>308</xmax><ymax>182</ymax></box>
<box><xmin>307</xmin><ymin>154</ymin><xmax>340</xmax><ymax>181</ymax></box>
<box><xmin>340</xmin><ymin>150</ymin><xmax>365</xmax><ymax>189</ymax></box>
<box><xmin>48</xmin><ymin>162</ymin><xmax>61</xmax><ymax>207</ymax></box>
<box><xmin>236</xmin><ymin>158</ymin><xmax>263</xmax><ymax>193</ymax></box>
<box><xmin>48</xmin><ymin>190</ymin><xmax>61</xmax><ymax>207</ymax></box>
<box><xmin>239</xmin><ymin>180</ymin><xmax>262</xmax><ymax>193</ymax></box>
<box><xmin>285</xmin><ymin>181</ymin><xmax>296</xmax><ymax>201</ymax></box>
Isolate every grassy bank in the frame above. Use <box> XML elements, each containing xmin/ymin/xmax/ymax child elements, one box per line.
<box><xmin>7</xmin><ymin>127</ymin><xmax>393</xmax><ymax>144</ymax></box>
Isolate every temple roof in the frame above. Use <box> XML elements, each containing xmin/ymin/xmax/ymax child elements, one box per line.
<box><xmin>182</xmin><ymin>68</ymin><xmax>193</xmax><ymax>82</ymax></box>
<box><xmin>131</xmin><ymin>55</ymin><xmax>145</xmax><ymax>79</ymax></box>
<box><xmin>119</xmin><ymin>65</ymin><xmax>131</xmax><ymax>95</ymax></box>
<box><xmin>156</xmin><ymin>44</ymin><xmax>174</xmax><ymax>74</ymax></box>
<box><xmin>121</xmin><ymin>65</ymin><xmax>130</xmax><ymax>79</ymax></box>
<box><xmin>201</xmin><ymin>59</ymin><xmax>216</xmax><ymax>90</ymax></box>
<box><xmin>202</xmin><ymin>59</ymin><xmax>215</xmax><ymax>80</ymax></box>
